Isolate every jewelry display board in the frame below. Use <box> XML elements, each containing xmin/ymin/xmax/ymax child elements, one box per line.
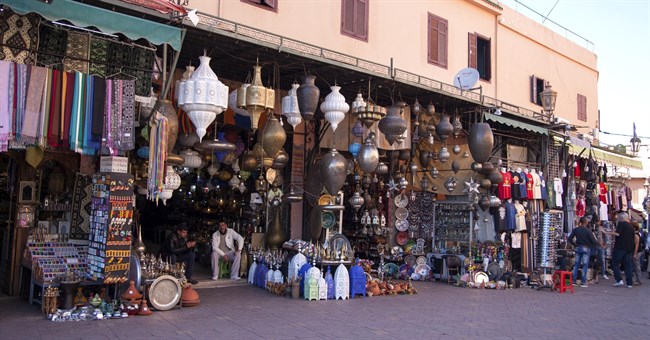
<box><xmin>24</xmin><ymin>241</ymin><xmax>87</xmax><ymax>283</ymax></box>
<box><xmin>87</xmin><ymin>173</ymin><xmax>134</xmax><ymax>284</ymax></box>
<box><xmin>432</xmin><ymin>201</ymin><xmax>473</xmax><ymax>249</ymax></box>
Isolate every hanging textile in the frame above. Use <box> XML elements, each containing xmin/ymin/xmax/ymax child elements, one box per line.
<box><xmin>129</xmin><ymin>45</ymin><xmax>154</xmax><ymax>96</ymax></box>
<box><xmin>105</xmin><ymin>41</ymin><xmax>131</xmax><ymax>79</ymax></box>
<box><xmin>37</xmin><ymin>67</ymin><xmax>51</xmax><ymax>147</ymax></box>
<box><xmin>61</xmin><ymin>70</ymin><xmax>74</xmax><ymax>149</ymax></box>
<box><xmin>36</xmin><ymin>23</ymin><xmax>68</xmax><ymax>70</ymax></box>
<box><xmin>89</xmin><ymin>37</ymin><xmax>108</xmax><ymax>78</ymax></box>
<box><xmin>47</xmin><ymin>69</ymin><xmax>63</xmax><ymax>147</ymax></box>
<box><xmin>69</xmin><ymin>71</ymin><xmax>85</xmax><ymax>153</ymax></box>
<box><xmin>70</xmin><ymin>172</ymin><xmax>92</xmax><ymax>240</ymax></box>
<box><xmin>0</xmin><ymin>8</ymin><xmax>40</xmax><ymax>64</ymax></box>
<box><xmin>64</xmin><ymin>31</ymin><xmax>90</xmax><ymax>73</ymax></box>
<box><xmin>21</xmin><ymin>65</ymin><xmax>47</xmax><ymax>145</ymax></box>
<box><xmin>148</xmin><ymin>111</ymin><xmax>168</xmax><ymax>205</ymax></box>
<box><xmin>0</xmin><ymin>60</ymin><xmax>10</xmax><ymax>151</ymax></box>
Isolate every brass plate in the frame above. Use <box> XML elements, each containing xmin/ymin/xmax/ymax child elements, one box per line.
<box><xmin>149</xmin><ymin>275</ymin><xmax>181</xmax><ymax>311</ymax></box>
<box><xmin>318</xmin><ymin>194</ymin><xmax>334</xmax><ymax>206</ymax></box>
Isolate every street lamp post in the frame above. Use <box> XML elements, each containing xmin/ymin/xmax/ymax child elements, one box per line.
<box><xmin>540</xmin><ymin>82</ymin><xmax>558</xmax><ymax>121</ymax></box>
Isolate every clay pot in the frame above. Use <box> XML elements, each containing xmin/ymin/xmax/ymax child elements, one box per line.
<box><xmin>181</xmin><ymin>285</ymin><xmax>200</xmax><ymax>307</ymax></box>
<box><xmin>120</xmin><ymin>281</ymin><xmax>143</xmax><ymax>302</ymax></box>
<box><xmin>468</xmin><ymin>123</ymin><xmax>494</xmax><ymax>164</ymax></box>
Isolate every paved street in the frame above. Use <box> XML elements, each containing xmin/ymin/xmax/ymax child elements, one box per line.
<box><xmin>1</xmin><ymin>275</ymin><xmax>649</xmax><ymax>340</ymax></box>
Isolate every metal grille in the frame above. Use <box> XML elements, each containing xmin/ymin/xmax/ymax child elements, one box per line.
<box><xmin>546</xmin><ymin>143</ymin><xmax>561</xmax><ymax>180</ymax></box>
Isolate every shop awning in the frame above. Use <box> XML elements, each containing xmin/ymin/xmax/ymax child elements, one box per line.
<box><xmin>0</xmin><ymin>0</ymin><xmax>182</xmax><ymax>50</ymax></box>
<box><xmin>484</xmin><ymin>112</ymin><xmax>548</xmax><ymax>135</ymax></box>
<box><xmin>568</xmin><ymin>143</ymin><xmax>643</xmax><ymax>170</ymax></box>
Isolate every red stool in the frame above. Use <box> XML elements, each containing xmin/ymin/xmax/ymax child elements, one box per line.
<box><xmin>552</xmin><ymin>270</ymin><xmax>574</xmax><ymax>293</ymax></box>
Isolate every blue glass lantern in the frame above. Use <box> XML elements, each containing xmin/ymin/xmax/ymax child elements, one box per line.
<box><xmin>137</xmin><ymin>146</ymin><xmax>149</xmax><ymax>159</ymax></box>
<box><xmin>348</xmin><ymin>142</ymin><xmax>361</xmax><ymax>159</ymax></box>
<box><xmin>352</xmin><ymin>121</ymin><xmax>364</xmax><ymax>138</ymax></box>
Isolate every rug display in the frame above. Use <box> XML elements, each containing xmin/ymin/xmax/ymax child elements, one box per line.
<box><xmin>70</xmin><ymin>172</ymin><xmax>92</xmax><ymax>240</ymax></box>
<box><xmin>64</xmin><ymin>32</ymin><xmax>90</xmax><ymax>73</ymax></box>
<box><xmin>36</xmin><ymin>24</ymin><xmax>68</xmax><ymax>70</ymax></box>
<box><xmin>0</xmin><ymin>8</ymin><xmax>40</xmax><ymax>64</ymax></box>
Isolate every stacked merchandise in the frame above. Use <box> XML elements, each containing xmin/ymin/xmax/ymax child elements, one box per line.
<box><xmin>537</xmin><ymin>211</ymin><xmax>563</xmax><ymax>268</ymax></box>
<box><xmin>87</xmin><ymin>173</ymin><xmax>134</xmax><ymax>283</ymax></box>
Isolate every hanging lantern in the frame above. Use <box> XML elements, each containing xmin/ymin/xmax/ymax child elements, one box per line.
<box><xmin>260</xmin><ymin>114</ymin><xmax>286</xmax><ymax>159</ymax></box>
<box><xmin>235</xmin><ymin>84</ymin><xmax>251</xmax><ymax>116</ymax></box>
<box><xmin>430</xmin><ymin>167</ymin><xmax>439</xmax><ymax>179</ymax></box>
<box><xmin>435</xmin><ymin>113</ymin><xmax>454</xmax><ymax>143</ymax></box>
<box><xmin>164</xmin><ymin>166</ymin><xmax>181</xmax><ymax>191</ymax></box>
<box><xmin>452</xmin><ymin>114</ymin><xmax>463</xmax><ymax>138</ymax></box>
<box><xmin>348</xmin><ymin>143</ymin><xmax>361</xmax><ymax>159</ymax></box>
<box><xmin>321</xmin><ymin>149</ymin><xmax>347</xmax><ymax>195</ymax></box>
<box><xmin>245</xmin><ymin>65</ymin><xmax>274</xmax><ymax>130</ymax></box>
<box><xmin>229</xmin><ymin>174</ymin><xmax>241</xmax><ymax>189</ymax></box>
<box><xmin>137</xmin><ymin>146</ymin><xmax>149</xmax><ymax>159</ymax></box>
<box><xmin>221</xmin><ymin>151</ymin><xmax>238</xmax><ymax>166</ymax></box>
<box><xmin>354</xmin><ymin>94</ymin><xmax>386</xmax><ymax>129</ymax></box>
<box><xmin>296</xmin><ymin>75</ymin><xmax>320</xmax><ymax>120</ymax></box>
<box><xmin>320</xmin><ymin>86</ymin><xmax>349</xmax><ymax>133</ymax></box>
<box><xmin>421</xmin><ymin>177</ymin><xmax>430</xmax><ymax>191</ymax></box>
<box><xmin>178</xmin><ymin>53</ymin><xmax>229</xmax><ymax>142</ymax></box>
<box><xmin>378</xmin><ymin>105</ymin><xmax>408</xmax><ymax>146</ymax></box>
<box><xmin>452</xmin><ymin>145</ymin><xmax>461</xmax><ymax>155</ymax></box>
<box><xmin>229</xmin><ymin>90</ymin><xmax>250</xmax><ymax>117</ymax></box>
<box><xmin>194</xmin><ymin>131</ymin><xmax>236</xmax><ymax>155</ymax></box>
<box><xmin>413</xmin><ymin>99</ymin><xmax>422</xmax><ymax>116</ymax></box>
<box><xmin>352</xmin><ymin>121</ymin><xmax>365</xmax><ymax>138</ymax></box>
<box><xmin>207</xmin><ymin>163</ymin><xmax>219</xmax><ymax>177</ymax></box>
<box><xmin>427</xmin><ymin>104</ymin><xmax>436</xmax><ymax>116</ymax></box>
<box><xmin>282</xmin><ymin>83</ymin><xmax>301</xmax><ymax>129</ymax></box>
<box><xmin>419</xmin><ymin>150</ymin><xmax>431</xmax><ymax>168</ymax></box>
<box><xmin>468</xmin><ymin>123</ymin><xmax>494</xmax><ymax>164</ymax></box>
<box><xmin>271</xmin><ymin>149</ymin><xmax>289</xmax><ymax>170</ymax></box>
<box><xmin>239</xmin><ymin>170</ymin><xmax>251</xmax><ymax>181</ymax></box>
<box><xmin>180</xmin><ymin>149</ymin><xmax>202</xmax><ymax>168</ymax></box>
<box><xmin>375</xmin><ymin>162</ymin><xmax>388</xmax><ymax>175</ymax></box>
<box><xmin>255</xmin><ymin>177</ymin><xmax>268</xmax><ymax>193</ymax></box>
<box><xmin>348</xmin><ymin>191</ymin><xmax>365</xmax><ymax>211</ymax></box>
<box><xmin>242</xmin><ymin>151</ymin><xmax>259</xmax><ymax>171</ymax></box>
<box><xmin>438</xmin><ymin>147</ymin><xmax>450</xmax><ymax>163</ymax></box>
<box><xmin>357</xmin><ymin>133</ymin><xmax>379</xmax><ymax>174</ymax></box>
<box><xmin>451</xmin><ymin>160</ymin><xmax>460</xmax><ymax>174</ymax></box>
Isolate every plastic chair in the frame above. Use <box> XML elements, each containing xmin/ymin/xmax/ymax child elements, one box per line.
<box><xmin>219</xmin><ymin>259</ymin><xmax>231</xmax><ymax>279</ymax></box>
<box><xmin>552</xmin><ymin>270</ymin><xmax>574</xmax><ymax>293</ymax></box>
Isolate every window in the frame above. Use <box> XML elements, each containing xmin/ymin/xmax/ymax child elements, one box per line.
<box><xmin>530</xmin><ymin>75</ymin><xmax>546</xmax><ymax>105</ymax></box>
<box><xmin>427</xmin><ymin>13</ymin><xmax>448</xmax><ymax>68</ymax></box>
<box><xmin>577</xmin><ymin>94</ymin><xmax>587</xmax><ymax>122</ymax></box>
<box><xmin>341</xmin><ymin>0</ymin><xmax>368</xmax><ymax>41</ymax></box>
<box><xmin>241</xmin><ymin>0</ymin><xmax>277</xmax><ymax>11</ymax></box>
<box><xmin>468</xmin><ymin>33</ymin><xmax>491</xmax><ymax>81</ymax></box>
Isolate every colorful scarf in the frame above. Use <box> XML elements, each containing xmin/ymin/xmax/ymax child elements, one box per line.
<box><xmin>47</xmin><ymin>70</ymin><xmax>63</xmax><ymax>148</ymax></box>
<box><xmin>82</xmin><ymin>74</ymin><xmax>95</xmax><ymax>155</ymax></box>
<box><xmin>10</xmin><ymin>63</ymin><xmax>28</xmax><ymax>149</ymax></box>
<box><xmin>0</xmin><ymin>61</ymin><xmax>10</xmax><ymax>151</ymax></box>
<box><xmin>148</xmin><ymin>111</ymin><xmax>168</xmax><ymax>205</ymax></box>
<box><xmin>69</xmin><ymin>72</ymin><xmax>85</xmax><ymax>153</ymax></box>
<box><xmin>38</xmin><ymin>68</ymin><xmax>52</xmax><ymax>147</ymax></box>
<box><xmin>21</xmin><ymin>66</ymin><xmax>47</xmax><ymax>145</ymax></box>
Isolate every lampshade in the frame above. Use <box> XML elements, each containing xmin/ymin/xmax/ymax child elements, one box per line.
<box><xmin>245</xmin><ymin>65</ymin><xmax>274</xmax><ymax>131</ymax></box>
<box><xmin>178</xmin><ymin>54</ymin><xmax>229</xmax><ymax>141</ymax></box>
<box><xmin>320</xmin><ymin>86</ymin><xmax>349</xmax><ymax>133</ymax></box>
<box><xmin>282</xmin><ymin>83</ymin><xmax>301</xmax><ymax>129</ymax></box>
<box><xmin>180</xmin><ymin>149</ymin><xmax>202</xmax><ymax>168</ymax></box>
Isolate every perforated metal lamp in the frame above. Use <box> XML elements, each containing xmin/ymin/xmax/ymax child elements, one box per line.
<box><xmin>540</xmin><ymin>82</ymin><xmax>557</xmax><ymax>118</ymax></box>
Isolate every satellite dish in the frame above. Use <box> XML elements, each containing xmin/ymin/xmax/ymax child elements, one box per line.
<box><xmin>453</xmin><ymin>68</ymin><xmax>479</xmax><ymax>90</ymax></box>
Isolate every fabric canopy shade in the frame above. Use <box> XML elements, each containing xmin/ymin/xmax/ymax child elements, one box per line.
<box><xmin>556</xmin><ymin>136</ymin><xmax>644</xmax><ymax>170</ymax></box>
<box><xmin>484</xmin><ymin>112</ymin><xmax>548</xmax><ymax>135</ymax></box>
<box><xmin>0</xmin><ymin>0</ymin><xmax>182</xmax><ymax>50</ymax></box>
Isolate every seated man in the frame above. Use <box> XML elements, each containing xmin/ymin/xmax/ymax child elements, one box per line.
<box><xmin>160</xmin><ymin>223</ymin><xmax>198</xmax><ymax>284</ymax></box>
<box><xmin>211</xmin><ymin>219</ymin><xmax>244</xmax><ymax>280</ymax></box>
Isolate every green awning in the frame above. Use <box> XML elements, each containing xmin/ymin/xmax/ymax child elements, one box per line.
<box><xmin>484</xmin><ymin>112</ymin><xmax>548</xmax><ymax>135</ymax></box>
<box><xmin>568</xmin><ymin>144</ymin><xmax>643</xmax><ymax>170</ymax></box>
<box><xmin>1</xmin><ymin>0</ymin><xmax>182</xmax><ymax>50</ymax></box>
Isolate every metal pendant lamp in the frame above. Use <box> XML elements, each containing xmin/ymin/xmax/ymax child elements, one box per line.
<box><xmin>178</xmin><ymin>52</ymin><xmax>229</xmax><ymax>142</ymax></box>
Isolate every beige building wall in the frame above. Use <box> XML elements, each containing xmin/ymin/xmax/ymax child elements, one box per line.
<box><xmin>191</xmin><ymin>0</ymin><xmax>597</xmax><ymax>128</ymax></box>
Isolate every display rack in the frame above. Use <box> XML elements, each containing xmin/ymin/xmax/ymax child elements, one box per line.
<box><xmin>536</xmin><ymin>210</ymin><xmax>563</xmax><ymax>290</ymax></box>
<box><xmin>87</xmin><ymin>173</ymin><xmax>134</xmax><ymax>284</ymax></box>
<box><xmin>432</xmin><ymin>201</ymin><xmax>473</xmax><ymax>250</ymax></box>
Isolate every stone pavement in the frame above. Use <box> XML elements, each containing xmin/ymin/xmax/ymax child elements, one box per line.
<box><xmin>1</xmin><ymin>275</ymin><xmax>649</xmax><ymax>340</ymax></box>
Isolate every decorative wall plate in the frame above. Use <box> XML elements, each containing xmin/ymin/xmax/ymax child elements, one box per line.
<box><xmin>474</xmin><ymin>271</ymin><xmax>489</xmax><ymax>284</ymax></box>
<box><xmin>395</xmin><ymin>219</ymin><xmax>410</xmax><ymax>232</ymax></box>
<box><xmin>395</xmin><ymin>231</ymin><xmax>409</xmax><ymax>246</ymax></box>
<box><xmin>395</xmin><ymin>207</ymin><xmax>409</xmax><ymax>221</ymax></box>
<box><xmin>416</xmin><ymin>256</ymin><xmax>427</xmax><ymax>265</ymax></box>
<box><xmin>322</xmin><ymin>211</ymin><xmax>336</xmax><ymax>229</ymax></box>
<box><xmin>404</xmin><ymin>255</ymin><xmax>416</xmax><ymax>267</ymax></box>
<box><xmin>318</xmin><ymin>194</ymin><xmax>334</xmax><ymax>206</ymax></box>
<box><xmin>394</xmin><ymin>194</ymin><xmax>408</xmax><ymax>208</ymax></box>
<box><xmin>391</xmin><ymin>246</ymin><xmax>404</xmax><ymax>258</ymax></box>
<box><xmin>149</xmin><ymin>275</ymin><xmax>181</xmax><ymax>311</ymax></box>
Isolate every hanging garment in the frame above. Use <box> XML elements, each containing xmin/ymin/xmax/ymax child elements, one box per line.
<box><xmin>12</xmin><ymin>63</ymin><xmax>28</xmax><ymax>146</ymax></box>
<box><xmin>531</xmin><ymin>171</ymin><xmax>542</xmax><ymax>199</ymax></box>
<box><xmin>539</xmin><ymin>173</ymin><xmax>548</xmax><ymax>201</ymax></box>
<box><xmin>494</xmin><ymin>204</ymin><xmax>508</xmax><ymax>233</ymax></box>
<box><xmin>37</xmin><ymin>68</ymin><xmax>52</xmax><ymax>147</ymax></box>
<box><xmin>511</xmin><ymin>232</ymin><xmax>522</xmax><ymax>249</ymax></box>
<box><xmin>525</xmin><ymin>172</ymin><xmax>534</xmax><ymax>199</ymax></box>
<box><xmin>505</xmin><ymin>201</ymin><xmax>516</xmax><ymax>231</ymax></box>
<box><xmin>0</xmin><ymin>61</ymin><xmax>10</xmax><ymax>151</ymax></box>
<box><xmin>598</xmin><ymin>183</ymin><xmax>608</xmax><ymax>204</ymax></box>
<box><xmin>576</xmin><ymin>198</ymin><xmax>586</xmax><ymax>217</ymax></box>
<box><xmin>21</xmin><ymin>66</ymin><xmax>48</xmax><ymax>146</ymax></box>
<box><xmin>514</xmin><ymin>202</ymin><xmax>526</xmax><ymax>232</ymax></box>
<box><xmin>546</xmin><ymin>177</ymin><xmax>555</xmax><ymax>208</ymax></box>
<box><xmin>519</xmin><ymin>171</ymin><xmax>528</xmax><ymax>200</ymax></box>
<box><xmin>599</xmin><ymin>201</ymin><xmax>609</xmax><ymax>221</ymax></box>
<box><xmin>498</xmin><ymin>171</ymin><xmax>512</xmax><ymax>200</ymax></box>
<box><xmin>553</xmin><ymin>177</ymin><xmax>564</xmax><ymax>208</ymax></box>
<box><xmin>510</xmin><ymin>171</ymin><xmax>521</xmax><ymax>199</ymax></box>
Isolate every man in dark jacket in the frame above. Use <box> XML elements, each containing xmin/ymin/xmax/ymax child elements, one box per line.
<box><xmin>160</xmin><ymin>224</ymin><xmax>198</xmax><ymax>284</ymax></box>
<box><xmin>568</xmin><ymin>217</ymin><xmax>600</xmax><ymax>287</ymax></box>
<box><xmin>601</xmin><ymin>212</ymin><xmax>635</xmax><ymax>288</ymax></box>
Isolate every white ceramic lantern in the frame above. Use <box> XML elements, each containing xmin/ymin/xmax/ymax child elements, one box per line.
<box><xmin>320</xmin><ymin>86</ymin><xmax>349</xmax><ymax>133</ymax></box>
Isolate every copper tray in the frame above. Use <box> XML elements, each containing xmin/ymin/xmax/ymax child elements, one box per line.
<box><xmin>148</xmin><ymin>275</ymin><xmax>181</xmax><ymax>311</ymax></box>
